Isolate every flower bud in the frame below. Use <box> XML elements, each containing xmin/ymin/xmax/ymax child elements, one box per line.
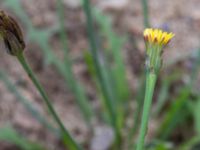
<box><xmin>143</xmin><ymin>28</ymin><xmax>174</xmax><ymax>74</ymax></box>
<box><xmin>0</xmin><ymin>10</ymin><xmax>25</xmax><ymax>56</ymax></box>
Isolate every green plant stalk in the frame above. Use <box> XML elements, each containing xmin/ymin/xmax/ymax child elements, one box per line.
<box><xmin>0</xmin><ymin>71</ymin><xmax>59</xmax><ymax>136</ymax></box>
<box><xmin>93</xmin><ymin>9</ymin><xmax>129</xmax><ymax>127</ymax></box>
<box><xmin>97</xmin><ymin>8</ymin><xmax>129</xmax><ymax>98</ymax></box>
<box><xmin>128</xmin><ymin>76</ymin><xmax>145</xmax><ymax>149</ymax></box>
<box><xmin>56</xmin><ymin>0</ymin><xmax>93</xmax><ymax>124</ymax></box>
<box><xmin>84</xmin><ymin>51</ymin><xmax>114</xmax><ymax>124</ymax></box>
<box><xmin>16</xmin><ymin>53</ymin><xmax>82</xmax><ymax>150</ymax></box>
<box><xmin>94</xmin><ymin>8</ymin><xmax>129</xmax><ymax>100</ymax></box>
<box><xmin>5</xmin><ymin>0</ymin><xmax>93</xmax><ymax>124</ymax></box>
<box><xmin>82</xmin><ymin>0</ymin><xmax>121</xmax><ymax>145</ymax></box>
<box><xmin>136</xmin><ymin>72</ymin><xmax>157</xmax><ymax>150</ymax></box>
<box><xmin>37</xmin><ymin>35</ymin><xmax>94</xmax><ymax>126</ymax></box>
<box><xmin>141</xmin><ymin>0</ymin><xmax>150</xmax><ymax>28</ymax></box>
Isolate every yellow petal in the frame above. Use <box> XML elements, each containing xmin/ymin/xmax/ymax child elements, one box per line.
<box><xmin>143</xmin><ymin>28</ymin><xmax>174</xmax><ymax>46</ymax></box>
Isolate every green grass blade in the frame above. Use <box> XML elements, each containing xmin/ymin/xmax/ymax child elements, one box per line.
<box><xmin>55</xmin><ymin>0</ymin><xmax>93</xmax><ymax>124</ymax></box>
<box><xmin>141</xmin><ymin>0</ymin><xmax>150</xmax><ymax>28</ymax></box>
<box><xmin>177</xmin><ymin>136</ymin><xmax>200</xmax><ymax>150</ymax></box>
<box><xmin>94</xmin><ymin>8</ymin><xmax>129</xmax><ymax>99</ymax></box>
<box><xmin>93</xmin><ymin>9</ymin><xmax>130</xmax><ymax>127</ymax></box>
<box><xmin>190</xmin><ymin>97</ymin><xmax>200</xmax><ymax>135</ymax></box>
<box><xmin>82</xmin><ymin>0</ymin><xmax>121</xmax><ymax>146</ymax></box>
<box><xmin>157</xmin><ymin>88</ymin><xmax>191</xmax><ymax>139</ymax></box>
<box><xmin>0</xmin><ymin>125</ymin><xmax>45</xmax><ymax>150</ymax></box>
<box><xmin>153</xmin><ymin>72</ymin><xmax>181</xmax><ymax>117</ymax></box>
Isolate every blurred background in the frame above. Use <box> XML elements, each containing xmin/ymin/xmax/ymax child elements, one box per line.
<box><xmin>0</xmin><ymin>0</ymin><xmax>200</xmax><ymax>150</ymax></box>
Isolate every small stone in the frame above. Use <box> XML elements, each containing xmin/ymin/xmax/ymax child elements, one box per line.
<box><xmin>90</xmin><ymin>126</ymin><xmax>114</xmax><ymax>150</ymax></box>
<box><xmin>98</xmin><ymin>0</ymin><xmax>129</xmax><ymax>12</ymax></box>
<box><xmin>63</xmin><ymin>0</ymin><xmax>81</xmax><ymax>9</ymax></box>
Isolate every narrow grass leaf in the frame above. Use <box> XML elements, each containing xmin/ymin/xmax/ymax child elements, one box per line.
<box><xmin>0</xmin><ymin>125</ymin><xmax>45</xmax><ymax>150</ymax></box>
<box><xmin>158</xmin><ymin>88</ymin><xmax>191</xmax><ymax>139</ymax></box>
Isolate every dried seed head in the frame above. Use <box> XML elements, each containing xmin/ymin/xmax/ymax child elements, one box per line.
<box><xmin>0</xmin><ymin>10</ymin><xmax>25</xmax><ymax>56</ymax></box>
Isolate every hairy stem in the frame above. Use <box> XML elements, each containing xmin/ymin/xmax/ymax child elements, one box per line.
<box><xmin>136</xmin><ymin>72</ymin><xmax>157</xmax><ymax>150</ymax></box>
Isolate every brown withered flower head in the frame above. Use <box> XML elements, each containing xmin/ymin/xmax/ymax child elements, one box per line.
<box><xmin>0</xmin><ymin>10</ymin><xmax>25</xmax><ymax>56</ymax></box>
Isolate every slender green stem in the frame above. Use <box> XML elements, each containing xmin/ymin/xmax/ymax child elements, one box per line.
<box><xmin>141</xmin><ymin>0</ymin><xmax>150</xmax><ymax>28</ymax></box>
<box><xmin>16</xmin><ymin>53</ymin><xmax>82</xmax><ymax>150</ymax></box>
<box><xmin>128</xmin><ymin>76</ymin><xmax>145</xmax><ymax>148</ymax></box>
<box><xmin>82</xmin><ymin>0</ymin><xmax>121</xmax><ymax>146</ymax></box>
<box><xmin>56</xmin><ymin>0</ymin><xmax>93</xmax><ymax>124</ymax></box>
<box><xmin>136</xmin><ymin>72</ymin><xmax>157</xmax><ymax>150</ymax></box>
<box><xmin>0</xmin><ymin>71</ymin><xmax>59</xmax><ymax>135</ymax></box>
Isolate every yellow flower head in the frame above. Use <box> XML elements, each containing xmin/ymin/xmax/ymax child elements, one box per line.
<box><xmin>143</xmin><ymin>28</ymin><xmax>175</xmax><ymax>74</ymax></box>
<box><xmin>144</xmin><ymin>28</ymin><xmax>174</xmax><ymax>46</ymax></box>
